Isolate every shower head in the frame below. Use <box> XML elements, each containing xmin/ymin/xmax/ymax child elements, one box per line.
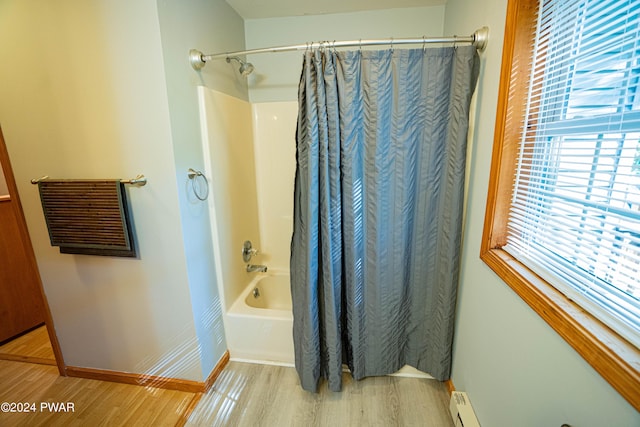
<box><xmin>226</xmin><ymin>56</ymin><xmax>254</xmax><ymax>77</ymax></box>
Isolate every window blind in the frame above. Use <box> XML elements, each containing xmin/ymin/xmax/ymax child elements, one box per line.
<box><xmin>505</xmin><ymin>0</ymin><xmax>640</xmax><ymax>346</ymax></box>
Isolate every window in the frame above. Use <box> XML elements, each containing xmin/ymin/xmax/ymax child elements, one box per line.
<box><xmin>482</xmin><ymin>0</ymin><xmax>640</xmax><ymax>411</ymax></box>
<box><xmin>509</xmin><ymin>0</ymin><xmax>640</xmax><ymax>347</ymax></box>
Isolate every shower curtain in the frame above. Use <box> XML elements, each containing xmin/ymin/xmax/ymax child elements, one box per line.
<box><xmin>291</xmin><ymin>46</ymin><xmax>480</xmax><ymax>392</ymax></box>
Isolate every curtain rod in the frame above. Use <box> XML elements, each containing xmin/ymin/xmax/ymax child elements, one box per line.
<box><xmin>189</xmin><ymin>26</ymin><xmax>488</xmax><ymax>70</ymax></box>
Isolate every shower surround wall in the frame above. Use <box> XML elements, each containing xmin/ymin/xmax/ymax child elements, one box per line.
<box><xmin>198</xmin><ymin>88</ymin><xmax>297</xmax><ymax>304</ymax></box>
<box><xmin>198</xmin><ymin>87</ymin><xmax>261</xmax><ymax>312</ymax></box>
<box><xmin>199</xmin><ymin>87</ymin><xmax>297</xmax><ymax>364</ymax></box>
<box><xmin>252</xmin><ymin>102</ymin><xmax>298</xmax><ymax>270</ymax></box>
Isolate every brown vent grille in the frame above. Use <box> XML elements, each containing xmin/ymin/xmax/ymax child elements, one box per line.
<box><xmin>38</xmin><ymin>180</ymin><xmax>137</xmax><ymax>257</ymax></box>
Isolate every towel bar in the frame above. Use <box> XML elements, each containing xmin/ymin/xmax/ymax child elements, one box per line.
<box><xmin>31</xmin><ymin>174</ymin><xmax>147</xmax><ymax>187</ymax></box>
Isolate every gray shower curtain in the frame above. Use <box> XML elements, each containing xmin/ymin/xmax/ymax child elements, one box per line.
<box><xmin>291</xmin><ymin>46</ymin><xmax>479</xmax><ymax>392</ymax></box>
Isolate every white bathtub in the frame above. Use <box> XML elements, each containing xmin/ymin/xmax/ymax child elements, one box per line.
<box><xmin>224</xmin><ymin>271</ymin><xmax>433</xmax><ymax>378</ymax></box>
<box><xmin>224</xmin><ymin>271</ymin><xmax>295</xmax><ymax>365</ymax></box>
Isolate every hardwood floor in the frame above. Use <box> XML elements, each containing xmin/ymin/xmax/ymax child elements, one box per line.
<box><xmin>0</xmin><ymin>328</ymin><xmax>454</xmax><ymax>426</ymax></box>
<box><xmin>0</xmin><ymin>325</ymin><xmax>55</xmax><ymax>366</ymax></box>
<box><xmin>0</xmin><ymin>360</ymin><xmax>196</xmax><ymax>426</ymax></box>
<box><xmin>186</xmin><ymin>362</ymin><xmax>454</xmax><ymax>427</ymax></box>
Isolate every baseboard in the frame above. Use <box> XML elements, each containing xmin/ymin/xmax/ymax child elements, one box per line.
<box><xmin>204</xmin><ymin>350</ymin><xmax>230</xmax><ymax>392</ymax></box>
<box><xmin>444</xmin><ymin>379</ymin><xmax>456</xmax><ymax>396</ymax></box>
<box><xmin>65</xmin><ymin>366</ymin><xmax>207</xmax><ymax>393</ymax></box>
<box><xmin>66</xmin><ymin>349</ymin><xmax>231</xmax><ymax>394</ymax></box>
<box><xmin>0</xmin><ymin>353</ymin><xmax>57</xmax><ymax>366</ymax></box>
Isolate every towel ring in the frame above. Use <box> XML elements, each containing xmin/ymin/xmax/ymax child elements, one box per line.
<box><xmin>187</xmin><ymin>168</ymin><xmax>209</xmax><ymax>201</ymax></box>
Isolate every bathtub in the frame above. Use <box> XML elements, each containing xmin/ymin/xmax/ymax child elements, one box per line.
<box><xmin>224</xmin><ymin>271</ymin><xmax>295</xmax><ymax>365</ymax></box>
<box><xmin>224</xmin><ymin>271</ymin><xmax>434</xmax><ymax>378</ymax></box>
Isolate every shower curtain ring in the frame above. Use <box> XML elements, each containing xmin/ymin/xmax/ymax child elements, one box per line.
<box><xmin>390</xmin><ymin>37</ymin><xmax>394</xmax><ymax>53</ymax></box>
<box><xmin>423</xmin><ymin>35</ymin><xmax>427</xmax><ymax>52</ymax></box>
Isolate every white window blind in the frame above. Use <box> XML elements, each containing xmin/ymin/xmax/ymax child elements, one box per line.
<box><xmin>505</xmin><ymin>0</ymin><xmax>640</xmax><ymax>347</ymax></box>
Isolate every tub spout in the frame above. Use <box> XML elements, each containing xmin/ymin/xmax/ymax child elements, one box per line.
<box><xmin>246</xmin><ymin>264</ymin><xmax>268</xmax><ymax>273</ymax></box>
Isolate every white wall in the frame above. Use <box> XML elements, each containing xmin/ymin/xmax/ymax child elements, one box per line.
<box><xmin>245</xmin><ymin>6</ymin><xmax>446</xmax><ymax>102</ymax></box>
<box><xmin>444</xmin><ymin>1</ymin><xmax>640</xmax><ymax>426</ymax></box>
<box><xmin>0</xmin><ymin>0</ymin><xmax>201</xmax><ymax>380</ymax></box>
<box><xmin>156</xmin><ymin>0</ymin><xmax>247</xmax><ymax>380</ymax></box>
<box><xmin>0</xmin><ymin>0</ymin><xmax>249</xmax><ymax>382</ymax></box>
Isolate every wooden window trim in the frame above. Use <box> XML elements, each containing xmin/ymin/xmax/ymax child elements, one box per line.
<box><xmin>481</xmin><ymin>0</ymin><xmax>640</xmax><ymax>411</ymax></box>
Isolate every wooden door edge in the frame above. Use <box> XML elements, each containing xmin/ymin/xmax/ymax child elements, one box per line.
<box><xmin>0</xmin><ymin>125</ymin><xmax>66</xmax><ymax>375</ymax></box>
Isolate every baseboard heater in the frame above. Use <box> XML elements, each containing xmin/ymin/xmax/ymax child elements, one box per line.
<box><xmin>449</xmin><ymin>391</ymin><xmax>481</xmax><ymax>427</ymax></box>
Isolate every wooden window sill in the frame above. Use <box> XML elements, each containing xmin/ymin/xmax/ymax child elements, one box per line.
<box><xmin>480</xmin><ymin>246</ymin><xmax>640</xmax><ymax>411</ymax></box>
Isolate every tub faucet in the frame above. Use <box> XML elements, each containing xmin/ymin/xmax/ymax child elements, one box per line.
<box><xmin>246</xmin><ymin>264</ymin><xmax>268</xmax><ymax>273</ymax></box>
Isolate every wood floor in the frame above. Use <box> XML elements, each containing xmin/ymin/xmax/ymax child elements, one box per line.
<box><xmin>0</xmin><ymin>359</ymin><xmax>196</xmax><ymax>426</ymax></box>
<box><xmin>0</xmin><ymin>327</ymin><xmax>454</xmax><ymax>426</ymax></box>
<box><xmin>186</xmin><ymin>362</ymin><xmax>454</xmax><ymax>426</ymax></box>
<box><xmin>0</xmin><ymin>325</ymin><xmax>56</xmax><ymax>365</ymax></box>
<box><xmin>0</xmin><ymin>327</ymin><xmax>196</xmax><ymax>426</ymax></box>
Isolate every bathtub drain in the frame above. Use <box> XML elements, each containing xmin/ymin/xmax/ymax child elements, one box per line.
<box><xmin>252</xmin><ymin>287</ymin><xmax>260</xmax><ymax>298</ymax></box>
